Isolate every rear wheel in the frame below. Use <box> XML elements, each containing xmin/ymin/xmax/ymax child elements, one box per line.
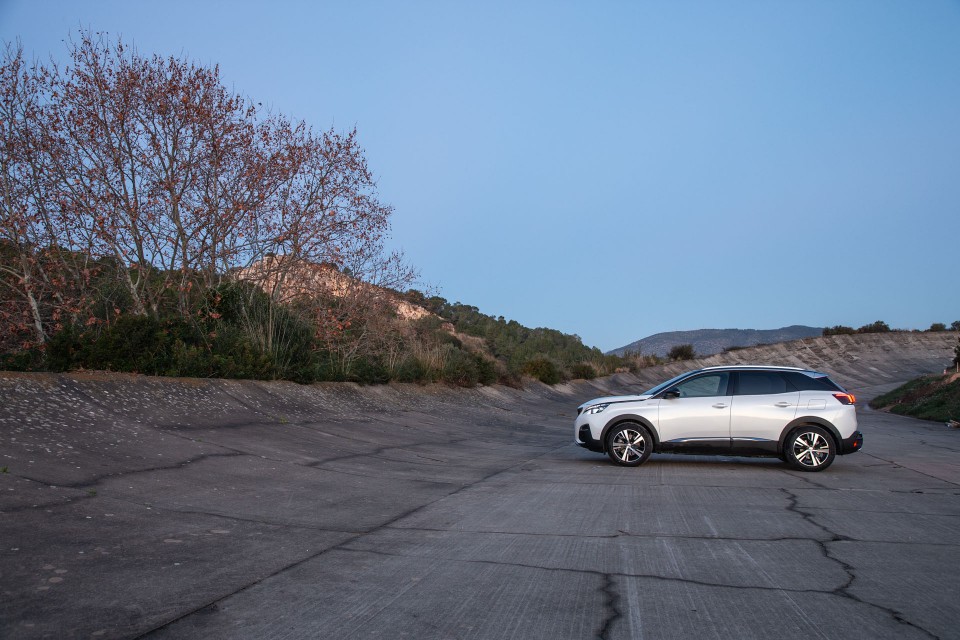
<box><xmin>606</xmin><ymin>423</ymin><xmax>653</xmax><ymax>467</ymax></box>
<box><xmin>785</xmin><ymin>426</ymin><xmax>836</xmax><ymax>471</ymax></box>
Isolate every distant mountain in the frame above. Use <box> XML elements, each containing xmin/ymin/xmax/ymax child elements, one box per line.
<box><xmin>607</xmin><ymin>325</ymin><xmax>824</xmax><ymax>358</ymax></box>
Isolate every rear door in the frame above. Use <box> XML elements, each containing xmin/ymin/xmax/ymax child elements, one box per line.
<box><xmin>730</xmin><ymin>370</ymin><xmax>799</xmax><ymax>453</ymax></box>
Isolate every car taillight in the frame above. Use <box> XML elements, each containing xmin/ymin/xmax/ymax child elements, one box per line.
<box><xmin>833</xmin><ymin>393</ymin><xmax>856</xmax><ymax>405</ymax></box>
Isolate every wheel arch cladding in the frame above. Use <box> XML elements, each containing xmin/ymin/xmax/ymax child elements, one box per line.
<box><xmin>601</xmin><ymin>415</ymin><xmax>661</xmax><ymax>452</ymax></box>
<box><xmin>778</xmin><ymin>417</ymin><xmax>840</xmax><ymax>454</ymax></box>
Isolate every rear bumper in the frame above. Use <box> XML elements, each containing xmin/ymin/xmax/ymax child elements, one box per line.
<box><xmin>839</xmin><ymin>430</ymin><xmax>863</xmax><ymax>455</ymax></box>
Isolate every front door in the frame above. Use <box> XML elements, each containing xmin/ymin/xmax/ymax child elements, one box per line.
<box><xmin>656</xmin><ymin>371</ymin><xmax>732</xmax><ymax>452</ymax></box>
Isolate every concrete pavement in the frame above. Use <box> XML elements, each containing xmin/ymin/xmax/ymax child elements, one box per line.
<box><xmin>1</xmin><ymin>348</ymin><xmax>958</xmax><ymax>639</ymax></box>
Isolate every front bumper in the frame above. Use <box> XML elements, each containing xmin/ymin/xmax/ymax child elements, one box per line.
<box><xmin>575</xmin><ymin>423</ymin><xmax>604</xmax><ymax>452</ymax></box>
<box><xmin>839</xmin><ymin>430</ymin><xmax>863</xmax><ymax>455</ymax></box>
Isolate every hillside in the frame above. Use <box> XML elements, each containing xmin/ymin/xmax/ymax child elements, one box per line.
<box><xmin>608</xmin><ymin>325</ymin><xmax>824</xmax><ymax>357</ymax></box>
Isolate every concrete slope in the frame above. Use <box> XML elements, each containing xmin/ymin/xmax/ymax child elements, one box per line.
<box><xmin>0</xmin><ymin>331</ymin><xmax>957</xmax><ymax>639</ymax></box>
<box><xmin>598</xmin><ymin>331</ymin><xmax>957</xmax><ymax>400</ymax></box>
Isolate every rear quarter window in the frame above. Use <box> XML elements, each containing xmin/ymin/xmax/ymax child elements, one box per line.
<box><xmin>783</xmin><ymin>372</ymin><xmax>842</xmax><ymax>392</ymax></box>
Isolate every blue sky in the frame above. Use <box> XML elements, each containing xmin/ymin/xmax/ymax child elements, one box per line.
<box><xmin>1</xmin><ymin>0</ymin><xmax>957</xmax><ymax>351</ymax></box>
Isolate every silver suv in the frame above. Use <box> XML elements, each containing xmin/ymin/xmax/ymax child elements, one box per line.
<box><xmin>574</xmin><ymin>365</ymin><xmax>862</xmax><ymax>471</ymax></box>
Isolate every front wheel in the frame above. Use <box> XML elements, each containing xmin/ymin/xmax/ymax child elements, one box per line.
<box><xmin>785</xmin><ymin>426</ymin><xmax>836</xmax><ymax>471</ymax></box>
<box><xmin>606</xmin><ymin>423</ymin><xmax>653</xmax><ymax>467</ymax></box>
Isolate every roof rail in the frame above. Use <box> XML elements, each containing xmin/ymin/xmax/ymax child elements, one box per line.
<box><xmin>700</xmin><ymin>364</ymin><xmax>806</xmax><ymax>371</ymax></box>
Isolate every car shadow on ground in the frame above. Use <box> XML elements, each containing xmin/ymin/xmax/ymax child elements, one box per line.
<box><xmin>564</xmin><ymin>449</ymin><xmax>804</xmax><ymax>472</ymax></box>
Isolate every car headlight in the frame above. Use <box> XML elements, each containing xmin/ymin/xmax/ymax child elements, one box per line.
<box><xmin>583</xmin><ymin>403</ymin><xmax>610</xmax><ymax>415</ymax></box>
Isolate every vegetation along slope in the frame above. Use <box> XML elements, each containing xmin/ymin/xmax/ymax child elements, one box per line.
<box><xmin>868</xmin><ymin>336</ymin><xmax>960</xmax><ymax>423</ymax></box>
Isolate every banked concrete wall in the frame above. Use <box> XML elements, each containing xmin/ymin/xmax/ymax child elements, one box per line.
<box><xmin>0</xmin><ymin>332</ymin><xmax>954</xmax><ymax>441</ymax></box>
<box><xmin>563</xmin><ymin>332</ymin><xmax>957</xmax><ymax>402</ymax></box>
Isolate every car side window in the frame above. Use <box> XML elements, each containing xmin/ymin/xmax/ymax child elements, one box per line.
<box><xmin>672</xmin><ymin>373</ymin><xmax>729</xmax><ymax>398</ymax></box>
<box><xmin>736</xmin><ymin>371</ymin><xmax>790</xmax><ymax>395</ymax></box>
<box><xmin>782</xmin><ymin>371</ymin><xmax>841</xmax><ymax>391</ymax></box>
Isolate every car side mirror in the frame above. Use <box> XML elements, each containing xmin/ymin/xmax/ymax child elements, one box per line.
<box><xmin>663</xmin><ymin>389</ymin><xmax>681</xmax><ymax>399</ymax></box>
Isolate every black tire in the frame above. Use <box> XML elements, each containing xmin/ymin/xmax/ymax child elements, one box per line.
<box><xmin>784</xmin><ymin>425</ymin><xmax>836</xmax><ymax>471</ymax></box>
<box><xmin>605</xmin><ymin>422</ymin><xmax>653</xmax><ymax>467</ymax></box>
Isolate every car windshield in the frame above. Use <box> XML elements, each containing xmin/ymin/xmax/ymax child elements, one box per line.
<box><xmin>640</xmin><ymin>371</ymin><xmax>698</xmax><ymax>396</ymax></box>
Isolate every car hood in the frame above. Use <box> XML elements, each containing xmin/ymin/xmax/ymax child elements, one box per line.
<box><xmin>578</xmin><ymin>394</ymin><xmax>651</xmax><ymax>409</ymax></box>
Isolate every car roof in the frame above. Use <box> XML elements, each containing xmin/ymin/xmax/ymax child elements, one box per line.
<box><xmin>698</xmin><ymin>365</ymin><xmax>827</xmax><ymax>376</ymax></box>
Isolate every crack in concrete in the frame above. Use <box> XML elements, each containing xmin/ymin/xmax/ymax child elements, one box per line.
<box><xmin>782</xmin><ymin>487</ymin><xmax>940</xmax><ymax>640</ymax></box>
<box><xmin>379</xmin><ymin>524</ymin><xmax>960</xmax><ymax>547</ymax></box>
<box><xmin>306</xmin><ymin>436</ymin><xmax>558</xmax><ymax>469</ymax></box>
<box><xmin>337</xmin><ymin>545</ymin><xmax>944</xmax><ymax>639</ymax></box>
<box><xmin>917</xmin><ymin>440</ymin><xmax>960</xmax><ymax>454</ymax></box>
<box><xmin>798</xmin><ymin>505</ymin><xmax>960</xmax><ymax>518</ymax></box>
<box><xmin>132</xmin><ymin>441</ymin><xmax>574</xmax><ymax>639</ymax></box>
<box><xmin>598</xmin><ymin>573</ymin><xmax>621</xmax><ymax>640</ymax></box>
<box><xmin>305</xmin><ymin>436</ymin><xmax>477</xmax><ymax>467</ymax></box>
<box><xmin>338</xmin><ymin>544</ymin><xmax>844</xmax><ymax>594</ymax></box>
<box><xmin>859</xmin><ymin>452</ymin><xmax>960</xmax><ymax>487</ymax></box>
<box><xmin>2</xmin><ymin>451</ymin><xmax>245</xmax><ymax>491</ymax></box>
<box><xmin>104</xmin><ymin>494</ymin><xmax>365</xmax><ymax>535</ymax></box>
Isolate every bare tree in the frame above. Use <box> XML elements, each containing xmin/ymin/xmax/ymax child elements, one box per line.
<box><xmin>1</xmin><ymin>30</ymin><xmax>417</xmax><ymax>372</ymax></box>
<box><xmin>44</xmin><ymin>33</ymin><xmax>297</xmax><ymax>316</ymax></box>
<box><xmin>0</xmin><ymin>42</ymin><xmax>98</xmax><ymax>349</ymax></box>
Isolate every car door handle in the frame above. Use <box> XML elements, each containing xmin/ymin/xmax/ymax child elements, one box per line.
<box><xmin>712</xmin><ymin>403</ymin><xmax>728</xmax><ymax>409</ymax></box>
<box><xmin>774</xmin><ymin>402</ymin><xmax>793</xmax><ymax>408</ymax></box>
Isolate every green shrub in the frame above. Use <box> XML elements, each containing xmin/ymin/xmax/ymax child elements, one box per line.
<box><xmin>78</xmin><ymin>315</ymin><xmax>175</xmax><ymax>374</ymax></box>
<box><xmin>314</xmin><ymin>353</ymin><xmax>347</xmax><ymax>382</ymax></box>
<box><xmin>392</xmin><ymin>357</ymin><xmax>430</xmax><ymax>383</ymax></box>
<box><xmin>0</xmin><ymin>347</ymin><xmax>44</xmax><ymax>371</ymax></box>
<box><xmin>206</xmin><ymin>282</ymin><xmax>316</xmax><ymax>379</ymax></box>
<box><xmin>521</xmin><ymin>357</ymin><xmax>562</xmax><ymax>385</ymax></box>
<box><xmin>823</xmin><ymin>325</ymin><xmax>856</xmax><ymax>336</ymax></box>
<box><xmin>475</xmin><ymin>356</ymin><xmax>498</xmax><ymax>385</ymax></box>
<box><xmin>857</xmin><ymin>320</ymin><xmax>891</xmax><ymax>334</ymax></box>
<box><xmin>44</xmin><ymin>326</ymin><xmax>84</xmax><ymax>371</ymax></box>
<box><xmin>667</xmin><ymin>344</ymin><xmax>696</xmax><ymax>361</ymax></box>
<box><xmin>929</xmin><ymin>323</ymin><xmax>947</xmax><ymax>332</ymax></box>
<box><xmin>347</xmin><ymin>357</ymin><xmax>390</xmax><ymax>385</ymax></box>
<box><xmin>441</xmin><ymin>347</ymin><xmax>480</xmax><ymax>387</ymax></box>
<box><xmin>569</xmin><ymin>363</ymin><xmax>596</xmax><ymax>380</ymax></box>
<box><xmin>39</xmin><ymin>311</ymin><xmax>315</xmax><ymax>381</ymax></box>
